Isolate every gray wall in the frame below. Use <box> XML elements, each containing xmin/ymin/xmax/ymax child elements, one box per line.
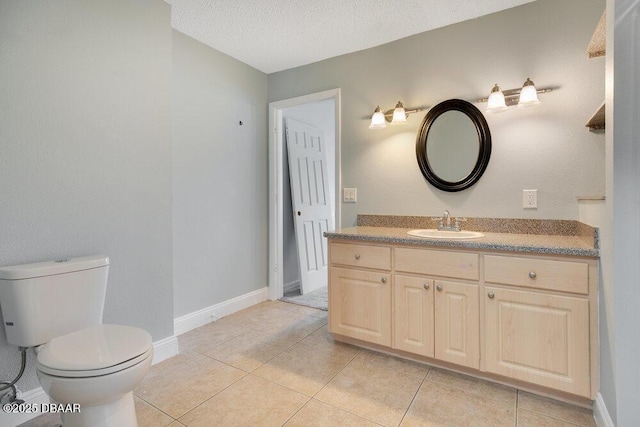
<box><xmin>598</xmin><ymin>0</ymin><xmax>640</xmax><ymax>423</ymax></box>
<box><xmin>268</xmin><ymin>0</ymin><xmax>605</xmax><ymax>226</ymax></box>
<box><xmin>0</xmin><ymin>0</ymin><xmax>173</xmax><ymax>393</ymax></box>
<box><xmin>172</xmin><ymin>31</ymin><xmax>268</xmax><ymax>318</ymax></box>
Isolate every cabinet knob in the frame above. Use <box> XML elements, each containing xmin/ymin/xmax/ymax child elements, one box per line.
<box><xmin>423</xmin><ymin>283</ymin><xmax>430</xmax><ymax>290</ymax></box>
<box><xmin>436</xmin><ymin>285</ymin><xmax>443</xmax><ymax>292</ymax></box>
<box><xmin>529</xmin><ymin>271</ymin><xmax>537</xmax><ymax>279</ymax></box>
<box><xmin>381</xmin><ymin>277</ymin><xmax>387</xmax><ymax>283</ymax></box>
<box><xmin>488</xmin><ymin>292</ymin><xmax>495</xmax><ymax>299</ymax></box>
<box><xmin>355</xmin><ymin>254</ymin><xmax>361</xmax><ymax>260</ymax></box>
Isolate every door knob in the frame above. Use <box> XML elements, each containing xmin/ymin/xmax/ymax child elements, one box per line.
<box><xmin>436</xmin><ymin>285</ymin><xmax>443</xmax><ymax>292</ymax></box>
<box><xmin>529</xmin><ymin>271</ymin><xmax>537</xmax><ymax>279</ymax></box>
<box><xmin>381</xmin><ymin>277</ymin><xmax>387</xmax><ymax>284</ymax></box>
<box><xmin>488</xmin><ymin>292</ymin><xmax>495</xmax><ymax>299</ymax></box>
<box><xmin>297</xmin><ymin>211</ymin><xmax>301</xmax><ymax>216</ymax></box>
<box><xmin>423</xmin><ymin>283</ymin><xmax>430</xmax><ymax>290</ymax></box>
<box><xmin>354</xmin><ymin>254</ymin><xmax>361</xmax><ymax>260</ymax></box>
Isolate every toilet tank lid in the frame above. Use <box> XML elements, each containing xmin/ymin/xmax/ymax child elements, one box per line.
<box><xmin>0</xmin><ymin>255</ymin><xmax>109</xmax><ymax>280</ymax></box>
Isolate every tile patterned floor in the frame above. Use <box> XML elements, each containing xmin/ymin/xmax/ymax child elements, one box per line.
<box><xmin>20</xmin><ymin>300</ymin><xmax>596</xmax><ymax>427</ymax></box>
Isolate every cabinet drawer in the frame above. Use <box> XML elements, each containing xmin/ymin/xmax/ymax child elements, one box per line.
<box><xmin>330</xmin><ymin>242</ymin><xmax>391</xmax><ymax>270</ymax></box>
<box><xmin>484</xmin><ymin>255</ymin><xmax>588</xmax><ymax>295</ymax></box>
<box><xmin>395</xmin><ymin>247</ymin><xmax>479</xmax><ymax>280</ymax></box>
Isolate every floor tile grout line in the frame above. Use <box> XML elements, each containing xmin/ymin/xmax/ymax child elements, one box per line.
<box><xmin>278</xmin><ymin>396</ymin><xmax>314</xmax><ymax>426</ymax></box>
<box><xmin>172</xmin><ymin>369</ymin><xmax>250</xmax><ymax>423</ymax></box>
<box><xmin>516</xmin><ymin>390</ymin><xmax>595</xmax><ymax>426</ymax></box>
<box><xmin>398</xmin><ymin>371</ymin><xmax>430</xmax><ymax>427</ymax></box>
<box><xmin>516</xmin><ymin>406</ymin><xmax>593</xmax><ymax>427</ymax></box>
<box><xmin>254</xmin><ymin>321</ymin><xmax>329</xmax><ymax>370</ymax></box>
<box><xmin>184</xmin><ymin>317</ymin><xmax>327</xmax><ymax>371</ymax></box>
<box><xmin>353</xmin><ymin>355</ymin><xmax>430</xmax><ymax>382</ymax></box>
<box><xmin>514</xmin><ymin>389</ymin><xmax>519</xmax><ymax>426</ymax></box>
<box><xmin>308</xmin><ymin>346</ymin><xmax>364</xmax><ymax>399</ymax></box>
<box><xmin>134</xmin><ymin>395</ymin><xmax>178</xmax><ymax>423</ymax></box>
<box><xmin>421</xmin><ymin>374</ymin><xmax>517</xmax><ymax>406</ymax></box>
<box><xmin>304</xmin><ymin>398</ymin><xmax>387</xmax><ymax>427</ymax></box>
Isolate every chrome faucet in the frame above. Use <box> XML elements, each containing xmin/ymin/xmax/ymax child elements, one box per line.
<box><xmin>443</xmin><ymin>210</ymin><xmax>452</xmax><ymax>229</ymax></box>
<box><xmin>434</xmin><ymin>210</ymin><xmax>465</xmax><ymax>232</ymax></box>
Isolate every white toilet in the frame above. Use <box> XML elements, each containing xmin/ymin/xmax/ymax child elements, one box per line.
<box><xmin>0</xmin><ymin>256</ymin><xmax>153</xmax><ymax>427</ymax></box>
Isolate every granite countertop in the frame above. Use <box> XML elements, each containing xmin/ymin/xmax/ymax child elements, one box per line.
<box><xmin>324</xmin><ymin>215</ymin><xmax>599</xmax><ymax>258</ymax></box>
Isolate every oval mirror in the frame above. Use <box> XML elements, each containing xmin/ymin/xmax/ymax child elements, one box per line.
<box><xmin>416</xmin><ymin>99</ymin><xmax>491</xmax><ymax>192</ymax></box>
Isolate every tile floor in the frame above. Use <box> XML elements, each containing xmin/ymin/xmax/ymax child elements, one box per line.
<box><xmin>21</xmin><ymin>300</ymin><xmax>596</xmax><ymax>427</ymax></box>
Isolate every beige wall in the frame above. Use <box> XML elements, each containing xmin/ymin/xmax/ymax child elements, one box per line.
<box><xmin>268</xmin><ymin>0</ymin><xmax>605</xmax><ymax>226</ymax></box>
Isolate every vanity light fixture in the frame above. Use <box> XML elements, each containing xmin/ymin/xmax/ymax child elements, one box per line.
<box><xmin>480</xmin><ymin>78</ymin><xmax>551</xmax><ymax>113</ymax></box>
<box><xmin>368</xmin><ymin>101</ymin><xmax>423</xmax><ymax>129</ymax></box>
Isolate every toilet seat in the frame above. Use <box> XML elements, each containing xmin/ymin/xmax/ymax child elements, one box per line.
<box><xmin>36</xmin><ymin>324</ymin><xmax>153</xmax><ymax>378</ymax></box>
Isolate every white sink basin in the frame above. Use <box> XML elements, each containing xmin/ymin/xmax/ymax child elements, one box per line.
<box><xmin>407</xmin><ymin>229</ymin><xmax>485</xmax><ymax>240</ymax></box>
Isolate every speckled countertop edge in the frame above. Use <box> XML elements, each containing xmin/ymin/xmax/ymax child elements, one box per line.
<box><xmin>325</xmin><ymin>216</ymin><xmax>599</xmax><ymax>258</ymax></box>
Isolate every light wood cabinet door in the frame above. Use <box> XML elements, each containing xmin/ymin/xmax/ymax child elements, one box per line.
<box><xmin>484</xmin><ymin>287</ymin><xmax>590</xmax><ymax>397</ymax></box>
<box><xmin>329</xmin><ymin>267</ymin><xmax>391</xmax><ymax>346</ymax></box>
<box><xmin>393</xmin><ymin>275</ymin><xmax>434</xmax><ymax>357</ymax></box>
<box><xmin>434</xmin><ymin>280</ymin><xmax>480</xmax><ymax>369</ymax></box>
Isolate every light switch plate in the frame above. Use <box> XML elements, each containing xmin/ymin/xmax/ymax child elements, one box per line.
<box><xmin>523</xmin><ymin>189</ymin><xmax>538</xmax><ymax>209</ymax></box>
<box><xmin>343</xmin><ymin>188</ymin><xmax>357</xmax><ymax>203</ymax></box>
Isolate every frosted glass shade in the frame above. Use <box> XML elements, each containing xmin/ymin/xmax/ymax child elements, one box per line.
<box><xmin>517</xmin><ymin>78</ymin><xmax>541</xmax><ymax>108</ymax></box>
<box><xmin>486</xmin><ymin>84</ymin><xmax>508</xmax><ymax>113</ymax></box>
<box><xmin>369</xmin><ymin>106</ymin><xmax>387</xmax><ymax>129</ymax></box>
<box><xmin>390</xmin><ymin>101</ymin><xmax>407</xmax><ymax>125</ymax></box>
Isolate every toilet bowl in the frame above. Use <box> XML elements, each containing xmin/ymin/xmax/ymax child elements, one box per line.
<box><xmin>35</xmin><ymin>324</ymin><xmax>153</xmax><ymax>427</ymax></box>
<box><xmin>0</xmin><ymin>256</ymin><xmax>154</xmax><ymax>427</ymax></box>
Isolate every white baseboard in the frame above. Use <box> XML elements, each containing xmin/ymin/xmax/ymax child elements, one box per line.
<box><xmin>594</xmin><ymin>392</ymin><xmax>614</xmax><ymax>427</ymax></box>
<box><xmin>152</xmin><ymin>335</ymin><xmax>179</xmax><ymax>365</ymax></box>
<box><xmin>173</xmin><ymin>287</ymin><xmax>268</xmax><ymax>336</ymax></box>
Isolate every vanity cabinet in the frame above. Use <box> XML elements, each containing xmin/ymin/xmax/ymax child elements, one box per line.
<box><xmin>327</xmin><ymin>238</ymin><xmax>598</xmax><ymax>400</ymax></box>
<box><xmin>394</xmin><ymin>247</ymin><xmax>480</xmax><ymax>369</ymax></box>
<box><xmin>328</xmin><ymin>243</ymin><xmax>392</xmax><ymax>346</ymax></box>
<box><xmin>483</xmin><ymin>255</ymin><xmax>592</xmax><ymax>397</ymax></box>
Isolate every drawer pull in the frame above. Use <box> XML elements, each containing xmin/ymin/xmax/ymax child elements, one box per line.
<box><xmin>381</xmin><ymin>277</ymin><xmax>387</xmax><ymax>283</ymax></box>
<box><xmin>355</xmin><ymin>254</ymin><xmax>361</xmax><ymax>260</ymax></box>
<box><xmin>529</xmin><ymin>271</ymin><xmax>537</xmax><ymax>279</ymax></box>
<box><xmin>423</xmin><ymin>283</ymin><xmax>430</xmax><ymax>290</ymax></box>
<box><xmin>488</xmin><ymin>292</ymin><xmax>495</xmax><ymax>299</ymax></box>
<box><xmin>436</xmin><ymin>285</ymin><xmax>443</xmax><ymax>292</ymax></box>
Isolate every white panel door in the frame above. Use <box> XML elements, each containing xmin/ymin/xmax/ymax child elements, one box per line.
<box><xmin>285</xmin><ymin>118</ymin><xmax>333</xmax><ymax>294</ymax></box>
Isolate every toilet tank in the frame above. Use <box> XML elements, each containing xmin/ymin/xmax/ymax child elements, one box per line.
<box><xmin>0</xmin><ymin>255</ymin><xmax>109</xmax><ymax>347</ymax></box>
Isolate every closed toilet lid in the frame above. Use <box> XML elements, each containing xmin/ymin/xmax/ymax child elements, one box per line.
<box><xmin>37</xmin><ymin>324</ymin><xmax>152</xmax><ymax>372</ymax></box>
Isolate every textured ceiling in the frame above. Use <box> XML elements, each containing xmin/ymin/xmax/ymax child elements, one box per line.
<box><xmin>169</xmin><ymin>0</ymin><xmax>537</xmax><ymax>74</ymax></box>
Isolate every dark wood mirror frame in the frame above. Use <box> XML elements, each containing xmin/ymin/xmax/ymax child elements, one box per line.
<box><xmin>416</xmin><ymin>99</ymin><xmax>492</xmax><ymax>192</ymax></box>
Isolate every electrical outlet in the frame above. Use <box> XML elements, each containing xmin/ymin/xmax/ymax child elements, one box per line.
<box><xmin>523</xmin><ymin>189</ymin><xmax>538</xmax><ymax>209</ymax></box>
<box><xmin>343</xmin><ymin>188</ymin><xmax>357</xmax><ymax>203</ymax></box>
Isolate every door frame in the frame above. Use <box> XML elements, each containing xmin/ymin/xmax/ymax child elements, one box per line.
<box><xmin>268</xmin><ymin>88</ymin><xmax>342</xmax><ymax>300</ymax></box>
